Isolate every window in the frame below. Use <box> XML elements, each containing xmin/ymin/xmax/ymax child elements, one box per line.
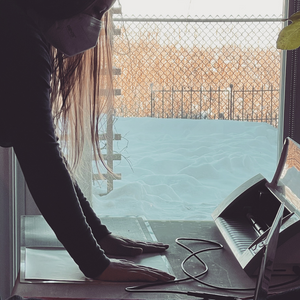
<box><xmin>91</xmin><ymin>0</ymin><xmax>286</xmax><ymax>221</ymax></box>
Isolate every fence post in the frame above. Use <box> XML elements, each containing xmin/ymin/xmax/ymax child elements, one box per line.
<box><xmin>227</xmin><ymin>87</ymin><xmax>230</xmax><ymax>120</ymax></box>
<box><xmin>229</xmin><ymin>84</ymin><xmax>233</xmax><ymax>120</ymax></box>
<box><xmin>190</xmin><ymin>87</ymin><xmax>193</xmax><ymax>118</ymax></box>
<box><xmin>209</xmin><ymin>86</ymin><xmax>212</xmax><ymax>118</ymax></box>
<box><xmin>181</xmin><ymin>86</ymin><xmax>184</xmax><ymax>119</ymax></box>
<box><xmin>252</xmin><ymin>86</ymin><xmax>254</xmax><ymax>122</ymax></box>
<box><xmin>218</xmin><ymin>86</ymin><xmax>221</xmax><ymax>119</ymax></box>
<box><xmin>261</xmin><ymin>85</ymin><xmax>264</xmax><ymax>122</ymax></box>
<box><xmin>200</xmin><ymin>86</ymin><xmax>203</xmax><ymax>119</ymax></box>
<box><xmin>271</xmin><ymin>84</ymin><xmax>273</xmax><ymax>126</ymax></box>
<box><xmin>162</xmin><ymin>86</ymin><xmax>165</xmax><ymax>118</ymax></box>
<box><xmin>150</xmin><ymin>83</ymin><xmax>154</xmax><ymax>117</ymax></box>
<box><xmin>171</xmin><ymin>86</ymin><xmax>174</xmax><ymax>118</ymax></box>
<box><xmin>242</xmin><ymin>85</ymin><xmax>245</xmax><ymax>121</ymax></box>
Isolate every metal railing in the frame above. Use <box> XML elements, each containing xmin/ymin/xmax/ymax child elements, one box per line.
<box><xmin>112</xmin><ymin>15</ymin><xmax>283</xmax><ymax>126</ymax></box>
<box><xmin>150</xmin><ymin>85</ymin><xmax>279</xmax><ymax>127</ymax></box>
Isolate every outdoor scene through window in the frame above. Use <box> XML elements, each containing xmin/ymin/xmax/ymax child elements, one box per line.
<box><xmin>90</xmin><ymin>0</ymin><xmax>283</xmax><ymax>220</ymax></box>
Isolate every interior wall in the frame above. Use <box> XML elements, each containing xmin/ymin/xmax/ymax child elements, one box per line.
<box><xmin>0</xmin><ymin>148</ymin><xmax>14</xmax><ymax>300</ymax></box>
<box><xmin>0</xmin><ymin>148</ymin><xmax>25</xmax><ymax>300</ymax></box>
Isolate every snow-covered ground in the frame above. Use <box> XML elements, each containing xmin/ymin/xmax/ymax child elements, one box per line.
<box><xmin>93</xmin><ymin>117</ymin><xmax>278</xmax><ymax>221</ymax></box>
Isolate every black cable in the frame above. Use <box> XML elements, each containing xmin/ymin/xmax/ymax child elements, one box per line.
<box><xmin>125</xmin><ymin>238</ymin><xmax>224</xmax><ymax>297</ymax></box>
<box><xmin>176</xmin><ymin>238</ymin><xmax>300</xmax><ymax>292</ymax></box>
<box><xmin>126</xmin><ymin>238</ymin><xmax>222</xmax><ymax>290</ymax></box>
<box><xmin>125</xmin><ymin>237</ymin><xmax>300</xmax><ymax>298</ymax></box>
<box><xmin>175</xmin><ymin>237</ymin><xmax>255</xmax><ymax>292</ymax></box>
<box><xmin>176</xmin><ymin>237</ymin><xmax>231</xmax><ymax>287</ymax></box>
<box><xmin>126</xmin><ymin>237</ymin><xmax>243</xmax><ymax>298</ymax></box>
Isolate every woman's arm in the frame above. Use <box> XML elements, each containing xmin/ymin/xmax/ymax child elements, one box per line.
<box><xmin>3</xmin><ymin>5</ymin><xmax>110</xmax><ymax>278</ymax></box>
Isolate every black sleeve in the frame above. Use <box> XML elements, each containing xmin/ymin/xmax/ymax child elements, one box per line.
<box><xmin>73</xmin><ymin>181</ymin><xmax>112</xmax><ymax>241</ymax></box>
<box><xmin>60</xmin><ymin>147</ymin><xmax>112</xmax><ymax>242</ymax></box>
<box><xmin>0</xmin><ymin>1</ymin><xmax>110</xmax><ymax>279</ymax></box>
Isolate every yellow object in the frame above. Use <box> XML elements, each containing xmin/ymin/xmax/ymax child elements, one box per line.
<box><xmin>277</xmin><ymin>11</ymin><xmax>300</xmax><ymax>50</ymax></box>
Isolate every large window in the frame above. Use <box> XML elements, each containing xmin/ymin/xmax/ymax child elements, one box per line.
<box><xmin>91</xmin><ymin>1</ymin><xmax>286</xmax><ymax>220</ymax></box>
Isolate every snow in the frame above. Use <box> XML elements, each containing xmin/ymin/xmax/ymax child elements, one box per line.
<box><xmin>92</xmin><ymin>117</ymin><xmax>278</xmax><ymax>221</ymax></box>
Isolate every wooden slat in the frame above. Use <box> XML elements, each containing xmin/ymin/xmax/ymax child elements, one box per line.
<box><xmin>111</xmin><ymin>7</ymin><xmax>122</xmax><ymax>14</ymax></box>
<box><xmin>112</xmin><ymin>67</ymin><xmax>121</xmax><ymax>75</ymax></box>
<box><xmin>99</xmin><ymin>89</ymin><xmax>121</xmax><ymax>95</ymax></box>
<box><xmin>102</xmin><ymin>68</ymin><xmax>121</xmax><ymax>75</ymax></box>
<box><xmin>93</xmin><ymin>173</ymin><xmax>122</xmax><ymax>181</ymax></box>
<box><xmin>113</xmin><ymin>28</ymin><xmax>121</xmax><ymax>36</ymax></box>
<box><xmin>100</xmin><ymin>133</ymin><xmax>121</xmax><ymax>140</ymax></box>
<box><xmin>102</xmin><ymin>153</ymin><xmax>121</xmax><ymax>160</ymax></box>
<box><xmin>114</xmin><ymin>88</ymin><xmax>121</xmax><ymax>95</ymax></box>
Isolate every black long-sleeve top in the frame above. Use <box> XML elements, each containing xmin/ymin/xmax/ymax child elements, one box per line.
<box><xmin>0</xmin><ymin>0</ymin><xmax>111</xmax><ymax>278</ymax></box>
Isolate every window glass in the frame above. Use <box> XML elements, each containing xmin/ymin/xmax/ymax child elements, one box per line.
<box><xmin>92</xmin><ymin>0</ymin><xmax>282</xmax><ymax>220</ymax></box>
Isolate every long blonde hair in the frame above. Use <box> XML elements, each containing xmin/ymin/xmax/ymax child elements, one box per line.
<box><xmin>50</xmin><ymin>12</ymin><xmax>114</xmax><ymax>174</ymax></box>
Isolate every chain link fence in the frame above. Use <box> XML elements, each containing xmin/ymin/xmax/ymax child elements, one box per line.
<box><xmin>112</xmin><ymin>15</ymin><xmax>283</xmax><ymax>126</ymax></box>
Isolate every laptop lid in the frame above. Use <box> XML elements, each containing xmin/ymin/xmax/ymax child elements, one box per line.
<box><xmin>253</xmin><ymin>202</ymin><xmax>284</xmax><ymax>300</ymax></box>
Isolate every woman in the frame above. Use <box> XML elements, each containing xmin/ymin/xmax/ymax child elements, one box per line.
<box><xmin>0</xmin><ymin>0</ymin><xmax>175</xmax><ymax>282</ymax></box>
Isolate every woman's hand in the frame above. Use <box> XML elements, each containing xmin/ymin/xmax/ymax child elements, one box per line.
<box><xmin>96</xmin><ymin>258</ymin><xmax>175</xmax><ymax>282</ymax></box>
<box><xmin>98</xmin><ymin>234</ymin><xmax>169</xmax><ymax>256</ymax></box>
